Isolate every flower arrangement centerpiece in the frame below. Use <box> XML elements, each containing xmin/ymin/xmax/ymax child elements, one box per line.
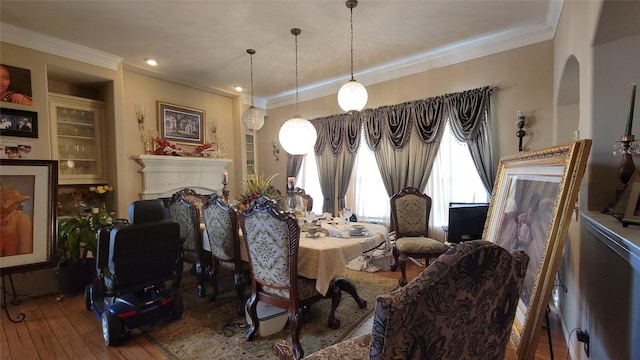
<box><xmin>151</xmin><ymin>138</ymin><xmax>182</xmax><ymax>156</ymax></box>
<box><xmin>89</xmin><ymin>184</ymin><xmax>113</xmax><ymax>211</ymax></box>
<box><xmin>236</xmin><ymin>173</ymin><xmax>283</xmax><ymax>212</ymax></box>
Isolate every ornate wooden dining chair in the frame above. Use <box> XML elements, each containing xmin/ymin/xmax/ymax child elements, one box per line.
<box><xmin>390</xmin><ymin>187</ymin><xmax>449</xmax><ymax>286</ymax></box>
<box><xmin>168</xmin><ymin>188</ymin><xmax>211</xmax><ymax>298</ymax></box>
<box><xmin>240</xmin><ymin>196</ymin><xmax>341</xmax><ymax>360</ymax></box>
<box><xmin>293</xmin><ymin>187</ymin><xmax>313</xmax><ymax>211</ymax></box>
<box><xmin>273</xmin><ymin>240</ymin><xmax>529</xmax><ymax>360</ymax></box>
<box><xmin>202</xmin><ymin>193</ymin><xmax>249</xmax><ymax>315</ymax></box>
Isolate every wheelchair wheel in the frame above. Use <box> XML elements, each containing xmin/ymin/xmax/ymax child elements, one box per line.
<box><xmin>170</xmin><ymin>292</ymin><xmax>184</xmax><ymax>320</ymax></box>
<box><xmin>101</xmin><ymin>311</ymin><xmax>123</xmax><ymax>346</ymax></box>
<box><xmin>84</xmin><ymin>285</ymin><xmax>92</xmax><ymax>311</ymax></box>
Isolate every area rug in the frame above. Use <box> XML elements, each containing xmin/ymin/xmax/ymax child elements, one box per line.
<box><xmin>142</xmin><ymin>269</ymin><xmax>398</xmax><ymax>359</ymax></box>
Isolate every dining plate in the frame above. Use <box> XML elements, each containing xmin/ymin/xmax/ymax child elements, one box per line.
<box><xmin>349</xmin><ymin>231</ymin><xmax>371</xmax><ymax>237</ymax></box>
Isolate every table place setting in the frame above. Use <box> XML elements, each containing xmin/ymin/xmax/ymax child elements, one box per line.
<box><xmin>304</xmin><ymin>225</ymin><xmax>321</xmax><ymax>238</ymax></box>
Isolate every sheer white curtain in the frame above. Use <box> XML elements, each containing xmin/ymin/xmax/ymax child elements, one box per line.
<box><xmin>425</xmin><ymin>121</ymin><xmax>490</xmax><ymax>240</ymax></box>
<box><xmin>298</xmin><ymin>154</ymin><xmax>324</xmax><ymax>214</ymax></box>
<box><xmin>345</xmin><ymin>142</ymin><xmax>390</xmax><ymax>224</ymax></box>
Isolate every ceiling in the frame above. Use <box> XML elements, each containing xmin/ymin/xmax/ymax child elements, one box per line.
<box><xmin>0</xmin><ymin>1</ymin><xmax>561</xmax><ymax>109</ymax></box>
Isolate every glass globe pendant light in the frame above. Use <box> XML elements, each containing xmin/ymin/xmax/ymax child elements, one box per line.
<box><xmin>278</xmin><ymin>28</ymin><xmax>317</xmax><ymax>155</ymax></box>
<box><xmin>241</xmin><ymin>49</ymin><xmax>265</xmax><ymax>131</ymax></box>
<box><xmin>337</xmin><ymin>0</ymin><xmax>368</xmax><ymax>114</ymax></box>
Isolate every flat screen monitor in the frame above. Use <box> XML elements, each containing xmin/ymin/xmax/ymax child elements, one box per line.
<box><xmin>447</xmin><ymin>202</ymin><xmax>490</xmax><ymax>243</ymax></box>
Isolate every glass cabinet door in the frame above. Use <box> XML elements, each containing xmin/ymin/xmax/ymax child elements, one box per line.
<box><xmin>49</xmin><ymin>93</ymin><xmax>106</xmax><ymax>184</ymax></box>
<box><xmin>245</xmin><ymin>131</ymin><xmax>256</xmax><ymax>178</ymax></box>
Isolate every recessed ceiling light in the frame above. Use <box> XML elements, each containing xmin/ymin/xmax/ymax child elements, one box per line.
<box><xmin>145</xmin><ymin>58</ymin><xmax>158</xmax><ymax>66</ymax></box>
<box><xmin>234</xmin><ymin>85</ymin><xmax>243</xmax><ymax>92</ymax></box>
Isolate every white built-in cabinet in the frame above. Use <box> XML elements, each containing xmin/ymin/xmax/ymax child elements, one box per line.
<box><xmin>49</xmin><ymin>93</ymin><xmax>106</xmax><ymax>184</ymax></box>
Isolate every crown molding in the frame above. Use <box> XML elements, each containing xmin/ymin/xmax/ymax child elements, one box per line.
<box><xmin>266</xmin><ymin>1</ymin><xmax>563</xmax><ymax>110</ymax></box>
<box><xmin>1</xmin><ymin>22</ymin><xmax>122</xmax><ymax>70</ymax></box>
<box><xmin>241</xmin><ymin>93</ymin><xmax>268</xmax><ymax>110</ymax></box>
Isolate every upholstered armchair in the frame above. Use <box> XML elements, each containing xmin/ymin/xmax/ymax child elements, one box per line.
<box><xmin>273</xmin><ymin>240</ymin><xmax>529</xmax><ymax>360</ymax></box>
<box><xmin>240</xmin><ymin>196</ymin><xmax>342</xmax><ymax>360</ymax></box>
<box><xmin>202</xmin><ymin>193</ymin><xmax>249</xmax><ymax>315</ymax></box>
<box><xmin>390</xmin><ymin>187</ymin><xmax>449</xmax><ymax>286</ymax></box>
<box><xmin>168</xmin><ymin>188</ymin><xmax>211</xmax><ymax>298</ymax></box>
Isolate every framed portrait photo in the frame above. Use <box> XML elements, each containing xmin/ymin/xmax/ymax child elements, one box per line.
<box><xmin>0</xmin><ymin>64</ymin><xmax>33</xmax><ymax>105</ymax></box>
<box><xmin>483</xmin><ymin>140</ymin><xmax>591</xmax><ymax>360</ymax></box>
<box><xmin>0</xmin><ymin>108</ymin><xmax>38</xmax><ymax>138</ymax></box>
<box><xmin>157</xmin><ymin>101</ymin><xmax>204</xmax><ymax>146</ymax></box>
<box><xmin>0</xmin><ymin>159</ymin><xmax>58</xmax><ymax>274</ymax></box>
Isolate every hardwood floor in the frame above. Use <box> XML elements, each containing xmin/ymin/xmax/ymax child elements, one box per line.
<box><xmin>1</xmin><ymin>262</ymin><xmax>568</xmax><ymax>359</ymax></box>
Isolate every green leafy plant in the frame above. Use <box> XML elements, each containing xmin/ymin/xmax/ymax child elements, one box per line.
<box><xmin>236</xmin><ymin>173</ymin><xmax>283</xmax><ymax>211</ymax></box>
<box><xmin>57</xmin><ymin>210</ymin><xmax>112</xmax><ymax>264</ymax></box>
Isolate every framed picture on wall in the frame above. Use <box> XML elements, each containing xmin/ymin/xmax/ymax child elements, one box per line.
<box><xmin>0</xmin><ymin>159</ymin><xmax>58</xmax><ymax>274</ymax></box>
<box><xmin>483</xmin><ymin>140</ymin><xmax>591</xmax><ymax>360</ymax></box>
<box><xmin>157</xmin><ymin>101</ymin><xmax>204</xmax><ymax>146</ymax></box>
<box><xmin>0</xmin><ymin>108</ymin><xmax>38</xmax><ymax>138</ymax></box>
<box><xmin>1</xmin><ymin>64</ymin><xmax>33</xmax><ymax>105</ymax></box>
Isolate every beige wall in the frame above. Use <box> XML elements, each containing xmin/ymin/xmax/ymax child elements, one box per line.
<box><xmin>258</xmin><ymin>41</ymin><xmax>555</xmax><ymax>194</ymax></box>
<box><xmin>120</xmin><ymin>70</ymin><xmax>238</xmax><ymax>212</ymax></box>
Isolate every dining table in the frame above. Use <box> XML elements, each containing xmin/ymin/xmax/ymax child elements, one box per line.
<box><xmin>203</xmin><ymin>220</ymin><xmax>390</xmax><ymax>298</ymax></box>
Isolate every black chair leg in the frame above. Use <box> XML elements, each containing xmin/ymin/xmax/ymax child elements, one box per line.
<box><xmin>390</xmin><ymin>246</ymin><xmax>399</xmax><ymax>272</ymax></box>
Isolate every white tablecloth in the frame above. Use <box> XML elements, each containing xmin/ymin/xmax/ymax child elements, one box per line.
<box><xmin>298</xmin><ymin>222</ymin><xmax>389</xmax><ymax>295</ymax></box>
<box><xmin>203</xmin><ymin>222</ymin><xmax>389</xmax><ymax>296</ymax></box>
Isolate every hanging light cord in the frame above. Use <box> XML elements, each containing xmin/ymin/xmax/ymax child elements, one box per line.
<box><xmin>349</xmin><ymin>4</ymin><xmax>354</xmax><ymax>81</ymax></box>
<box><xmin>294</xmin><ymin>30</ymin><xmax>300</xmax><ymax>115</ymax></box>
<box><xmin>249</xmin><ymin>52</ymin><xmax>255</xmax><ymax>106</ymax></box>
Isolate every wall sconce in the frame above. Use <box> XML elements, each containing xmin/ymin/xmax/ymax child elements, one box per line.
<box><xmin>207</xmin><ymin>121</ymin><xmax>217</xmax><ymax>143</ymax></box>
<box><xmin>273</xmin><ymin>139</ymin><xmax>280</xmax><ymax>161</ymax></box>
<box><xmin>515</xmin><ymin>111</ymin><xmax>526</xmax><ymax>151</ymax></box>
<box><xmin>135</xmin><ymin>104</ymin><xmax>146</xmax><ymax>131</ymax></box>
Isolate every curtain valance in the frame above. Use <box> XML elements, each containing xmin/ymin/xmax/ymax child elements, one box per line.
<box><xmin>312</xmin><ymin>86</ymin><xmax>493</xmax><ymax>153</ymax></box>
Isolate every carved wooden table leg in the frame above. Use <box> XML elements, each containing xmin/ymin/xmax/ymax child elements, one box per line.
<box><xmin>335</xmin><ymin>278</ymin><xmax>367</xmax><ymax>308</ymax></box>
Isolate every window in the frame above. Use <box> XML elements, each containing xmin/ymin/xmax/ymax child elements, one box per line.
<box><xmin>299</xmin><ymin>121</ymin><xmax>489</xmax><ymax>238</ymax></box>
<box><xmin>297</xmin><ymin>153</ymin><xmax>324</xmax><ymax>214</ymax></box>
<box><xmin>424</xmin><ymin>122</ymin><xmax>490</xmax><ymax>239</ymax></box>
<box><xmin>345</xmin><ymin>143</ymin><xmax>389</xmax><ymax>224</ymax></box>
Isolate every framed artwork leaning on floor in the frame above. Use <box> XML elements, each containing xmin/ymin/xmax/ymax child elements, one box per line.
<box><xmin>483</xmin><ymin>139</ymin><xmax>591</xmax><ymax>360</ymax></box>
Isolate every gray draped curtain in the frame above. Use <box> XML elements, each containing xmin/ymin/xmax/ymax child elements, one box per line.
<box><xmin>286</xmin><ymin>154</ymin><xmax>304</xmax><ymax>182</ymax></box>
<box><xmin>362</xmin><ymin>98</ymin><xmax>446</xmax><ymax>198</ymax></box>
<box><xmin>312</xmin><ymin>114</ymin><xmax>361</xmax><ymax>214</ymax></box>
<box><xmin>446</xmin><ymin>86</ymin><xmax>495</xmax><ymax>195</ymax></box>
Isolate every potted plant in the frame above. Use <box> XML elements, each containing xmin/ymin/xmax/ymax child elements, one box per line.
<box><xmin>55</xmin><ymin>209</ymin><xmax>112</xmax><ymax>295</ymax></box>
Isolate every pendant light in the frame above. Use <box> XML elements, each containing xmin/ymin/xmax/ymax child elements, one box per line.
<box><xmin>241</xmin><ymin>49</ymin><xmax>265</xmax><ymax>131</ymax></box>
<box><xmin>337</xmin><ymin>0</ymin><xmax>368</xmax><ymax>114</ymax></box>
<box><xmin>278</xmin><ymin>28</ymin><xmax>318</xmax><ymax>155</ymax></box>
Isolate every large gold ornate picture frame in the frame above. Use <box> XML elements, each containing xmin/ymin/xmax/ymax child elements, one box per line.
<box><xmin>483</xmin><ymin>140</ymin><xmax>591</xmax><ymax>360</ymax></box>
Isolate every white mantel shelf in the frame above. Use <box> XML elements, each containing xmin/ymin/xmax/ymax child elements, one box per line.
<box><xmin>135</xmin><ymin>154</ymin><xmax>232</xmax><ymax>199</ymax></box>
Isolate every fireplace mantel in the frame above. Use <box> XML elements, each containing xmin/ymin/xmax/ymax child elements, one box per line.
<box><xmin>135</xmin><ymin>155</ymin><xmax>232</xmax><ymax>199</ymax></box>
